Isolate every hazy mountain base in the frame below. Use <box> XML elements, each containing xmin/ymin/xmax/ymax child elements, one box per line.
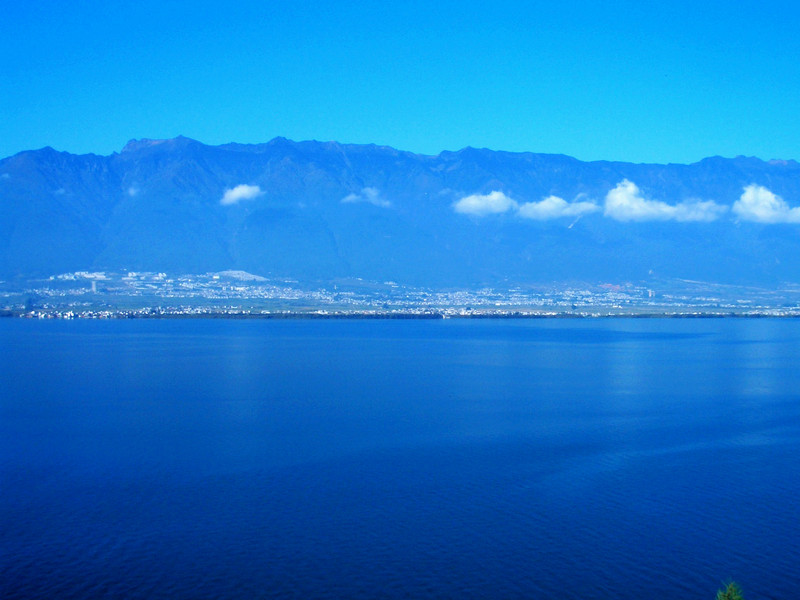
<box><xmin>2</xmin><ymin>137</ymin><xmax>800</xmax><ymax>289</ymax></box>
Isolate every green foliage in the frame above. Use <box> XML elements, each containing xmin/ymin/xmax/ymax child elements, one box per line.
<box><xmin>715</xmin><ymin>581</ymin><xmax>744</xmax><ymax>600</ymax></box>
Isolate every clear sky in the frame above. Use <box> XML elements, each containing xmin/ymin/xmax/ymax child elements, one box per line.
<box><xmin>3</xmin><ymin>1</ymin><xmax>800</xmax><ymax>163</ymax></box>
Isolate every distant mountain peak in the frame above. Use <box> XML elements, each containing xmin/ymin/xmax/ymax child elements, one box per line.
<box><xmin>122</xmin><ymin>138</ymin><xmax>171</xmax><ymax>153</ymax></box>
<box><xmin>121</xmin><ymin>136</ymin><xmax>200</xmax><ymax>153</ymax></box>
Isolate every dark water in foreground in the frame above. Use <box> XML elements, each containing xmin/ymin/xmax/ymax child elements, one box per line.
<box><xmin>2</xmin><ymin>318</ymin><xmax>800</xmax><ymax>599</ymax></box>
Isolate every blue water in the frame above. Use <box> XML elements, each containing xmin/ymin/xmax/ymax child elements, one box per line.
<box><xmin>2</xmin><ymin>318</ymin><xmax>800</xmax><ymax>599</ymax></box>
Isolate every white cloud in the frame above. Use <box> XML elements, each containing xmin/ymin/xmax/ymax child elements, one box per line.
<box><xmin>732</xmin><ymin>184</ymin><xmax>800</xmax><ymax>224</ymax></box>
<box><xmin>453</xmin><ymin>191</ymin><xmax>517</xmax><ymax>216</ymax></box>
<box><xmin>518</xmin><ymin>195</ymin><xmax>599</xmax><ymax>220</ymax></box>
<box><xmin>341</xmin><ymin>187</ymin><xmax>391</xmax><ymax>208</ymax></box>
<box><xmin>127</xmin><ymin>186</ymin><xmax>139</xmax><ymax>197</ymax></box>
<box><xmin>221</xmin><ymin>184</ymin><xmax>265</xmax><ymax>206</ymax></box>
<box><xmin>604</xmin><ymin>180</ymin><xmax>726</xmax><ymax>222</ymax></box>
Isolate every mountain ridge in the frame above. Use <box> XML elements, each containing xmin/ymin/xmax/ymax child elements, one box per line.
<box><xmin>13</xmin><ymin>136</ymin><xmax>795</xmax><ymax>165</ymax></box>
<box><xmin>2</xmin><ymin>136</ymin><xmax>800</xmax><ymax>288</ymax></box>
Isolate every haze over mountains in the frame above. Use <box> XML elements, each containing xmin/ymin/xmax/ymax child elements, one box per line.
<box><xmin>2</xmin><ymin>136</ymin><xmax>800</xmax><ymax>288</ymax></box>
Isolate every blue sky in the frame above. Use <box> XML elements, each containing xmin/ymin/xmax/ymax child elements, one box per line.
<box><xmin>3</xmin><ymin>1</ymin><xmax>799</xmax><ymax>163</ymax></box>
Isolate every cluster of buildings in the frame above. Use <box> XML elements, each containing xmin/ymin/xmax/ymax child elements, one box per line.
<box><xmin>3</xmin><ymin>270</ymin><xmax>800</xmax><ymax>319</ymax></box>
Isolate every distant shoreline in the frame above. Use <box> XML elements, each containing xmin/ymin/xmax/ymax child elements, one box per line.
<box><xmin>7</xmin><ymin>309</ymin><xmax>800</xmax><ymax>320</ymax></box>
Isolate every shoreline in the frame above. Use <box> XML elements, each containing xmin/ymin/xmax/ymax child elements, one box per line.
<box><xmin>7</xmin><ymin>308</ymin><xmax>800</xmax><ymax>320</ymax></box>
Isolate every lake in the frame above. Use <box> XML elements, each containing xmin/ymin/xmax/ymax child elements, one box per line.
<box><xmin>2</xmin><ymin>318</ymin><xmax>800</xmax><ymax>599</ymax></box>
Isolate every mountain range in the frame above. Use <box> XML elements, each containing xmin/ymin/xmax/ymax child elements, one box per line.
<box><xmin>2</xmin><ymin>136</ymin><xmax>800</xmax><ymax>288</ymax></box>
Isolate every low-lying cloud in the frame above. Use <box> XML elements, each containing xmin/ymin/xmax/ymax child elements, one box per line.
<box><xmin>453</xmin><ymin>191</ymin><xmax>517</xmax><ymax>216</ymax></box>
<box><xmin>342</xmin><ymin>187</ymin><xmax>391</xmax><ymax>208</ymax></box>
<box><xmin>454</xmin><ymin>191</ymin><xmax>599</xmax><ymax>220</ymax></box>
<box><xmin>453</xmin><ymin>182</ymin><xmax>741</xmax><ymax>224</ymax></box>
<box><xmin>604</xmin><ymin>180</ymin><xmax>726</xmax><ymax>222</ymax></box>
<box><xmin>732</xmin><ymin>184</ymin><xmax>800</xmax><ymax>224</ymax></box>
<box><xmin>221</xmin><ymin>184</ymin><xmax>265</xmax><ymax>206</ymax></box>
<box><xmin>518</xmin><ymin>195</ymin><xmax>599</xmax><ymax>220</ymax></box>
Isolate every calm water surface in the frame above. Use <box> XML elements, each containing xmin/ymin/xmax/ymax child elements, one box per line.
<box><xmin>2</xmin><ymin>318</ymin><xmax>800</xmax><ymax>599</ymax></box>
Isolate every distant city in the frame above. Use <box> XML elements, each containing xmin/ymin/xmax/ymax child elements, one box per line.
<box><xmin>3</xmin><ymin>270</ymin><xmax>800</xmax><ymax>319</ymax></box>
